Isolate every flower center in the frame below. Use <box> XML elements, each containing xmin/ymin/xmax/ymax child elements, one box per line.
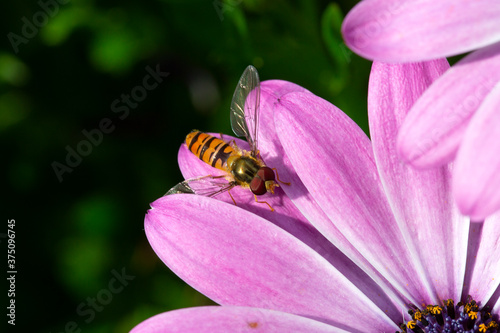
<box><xmin>397</xmin><ymin>296</ymin><xmax>498</xmax><ymax>333</ymax></box>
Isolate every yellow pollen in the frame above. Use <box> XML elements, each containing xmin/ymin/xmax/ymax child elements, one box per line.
<box><xmin>430</xmin><ymin>305</ymin><xmax>442</xmax><ymax>314</ymax></box>
<box><xmin>396</xmin><ymin>297</ymin><xmax>498</xmax><ymax>333</ymax></box>
<box><xmin>469</xmin><ymin>311</ymin><xmax>478</xmax><ymax>320</ymax></box>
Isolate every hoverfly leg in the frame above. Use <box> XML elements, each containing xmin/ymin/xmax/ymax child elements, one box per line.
<box><xmin>217</xmin><ymin>132</ymin><xmax>234</xmax><ymax>147</ymax></box>
<box><xmin>254</xmin><ymin>194</ymin><xmax>274</xmax><ymax>212</ymax></box>
<box><xmin>228</xmin><ymin>189</ymin><xmax>237</xmax><ymax>206</ymax></box>
<box><xmin>200</xmin><ymin>174</ymin><xmax>226</xmax><ymax>180</ymax></box>
<box><xmin>272</xmin><ymin>168</ymin><xmax>291</xmax><ymax>186</ymax></box>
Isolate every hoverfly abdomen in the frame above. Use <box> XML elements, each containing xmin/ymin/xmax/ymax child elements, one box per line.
<box><xmin>186</xmin><ymin>131</ymin><xmax>235</xmax><ymax>171</ymax></box>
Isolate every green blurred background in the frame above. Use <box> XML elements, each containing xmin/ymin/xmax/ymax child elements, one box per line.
<box><xmin>2</xmin><ymin>0</ymin><xmax>371</xmax><ymax>331</ymax></box>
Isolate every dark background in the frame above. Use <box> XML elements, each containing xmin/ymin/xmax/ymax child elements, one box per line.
<box><xmin>1</xmin><ymin>0</ymin><xmax>372</xmax><ymax>331</ymax></box>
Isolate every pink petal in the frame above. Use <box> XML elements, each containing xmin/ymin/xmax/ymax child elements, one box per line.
<box><xmin>368</xmin><ymin>60</ymin><xmax>469</xmax><ymax>303</ymax></box>
<box><xmin>397</xmin><ymin>43</ymin><xmax>500</xmax><ymax>168</ymax></box>
<box><xmin>174</xmin><ymin>82</ymin><xmax>401</xmax><ymax>316</ymax></box>
<box><xmin>145</xmin><ymin>195</ymin><xmax>398</xmax><ymax>332</ymax></box>
<box><xmin>453</xmin><ymin>83</ymin><xmax>500</xmax><ymax>220</ymax></box>
<box><xmin>274</xmin><ymin>91</ymin><xmax>435</xmax><ymax>306</ymax></box>
<box><xmin>259</xmin><ymin>83</ymin><xmax>405</xmax><ymax>320</ymax></box>
<box><xmin>176</xmin><ymin>133</ymin><xmax>356</xmax><ymax>286</ymax></box>
<box><xmin>342</xmin><ymin>0</ymin><xmax>500</xmax><ymax>62</ymax></box>
<box><xmin>463</xmin><ymin>215</ymin><xmax>500</xmax><ymax>308</ymax></box>
<box><xmin>130</xmin><ymin>306</ymin><xmax>350</xmax><ymax>333</ymax></box>
<box><xmin>494</xmin><ymin>298</ymin><xmax>500</xmax><ymax>318</ymax></box>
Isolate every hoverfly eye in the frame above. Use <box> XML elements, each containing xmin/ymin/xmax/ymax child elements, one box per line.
<box><xmin>257</xmin><ymin>167</ymin><xmax>275</xmax><ymax>182</ymax></box>
<box><xmin>250</xmin><ymin>177</ymin><xmax>267</xmax><ymax>195</ymax></box>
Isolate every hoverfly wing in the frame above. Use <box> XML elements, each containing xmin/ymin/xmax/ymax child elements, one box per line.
<box><xmin>230</xmin><ymin>65</ymin><xmax>261</xmax><ymax>156</ymax></box>
<box><xmin>165</xmin><ymin>181</ymin><xmax>196</xmax><ymax>195</ymax></box>
<box><xmin>165</xmin><ymin>176</ymin><xmax>235</xmax><ymax>198</ymax></box>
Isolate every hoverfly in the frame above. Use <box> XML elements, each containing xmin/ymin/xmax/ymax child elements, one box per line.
<box><xmin>166</xmin><ymin>65</ymin><xmax>288</xmax><ymax>211</ymax></box>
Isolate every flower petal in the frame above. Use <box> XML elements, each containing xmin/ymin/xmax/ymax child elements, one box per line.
<box><xmin>398</xmin><ymin>43</ymin><xmax>500</xmax><ymax>168</ymax></box>
<box><xmin>274</xmin><ymin>91</ymin><xmax>434</xmax><ymax>306</ymax></box>
<box><xmin>342</xmin><ymin>0</ymin><xmax>500</xmax><ymax>62</ymax></box>
<box><xmin>259</xmin><ymin>83</ymin><xmax>405</xmax><ymax>320</ymax></box>
<box><xmin>130</xmin><ymin>306</ymin><xmax>350</xmax><ymax>333</ymax></box>
<box><xmin>256</xmin><ymin>80</ymin><xmax>310</xmax><ymax>193</ymax></box>
<box><xmin>368</xmin><ymin>60</ymin><xmax>469</xmax><ymax>303</ymax></box>
<box><xmin>174</xmin><ymin>81</ymin><xmax>401</xmax><ymax>314</ymax></box>
<box><xmin>145</xmin><ymin>195</ymin><xmax>398</xmax><ymax>332</ymax></box>
<box><xmin>463</xmin><ymin>215</ymin><xmax>500</xmax><ymax>308</ymax></box>
<box><xmin>453</xmin><ymin>83</ymin><xmax>500</xmax><ymax>220</ymax></box>
<box><xmin>493</xmin><ymin>297</ymin><xmax>500</xmax><ymax>318</ymax></box>
<box><xmin>176</xmin><ymin>133</ymin><xmax>356</xmax><ymax>283</ymax></box>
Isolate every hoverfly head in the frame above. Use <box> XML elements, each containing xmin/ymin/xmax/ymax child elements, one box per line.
<box><xmin>250</xmin><ymin>167</ymin><xmax>277</xmax><ymax>195</ymax></box>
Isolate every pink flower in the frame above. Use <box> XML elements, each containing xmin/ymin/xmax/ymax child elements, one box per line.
<box><xmin>132</xmin><ymin>65</ymin><xmax>500</xmax><ymax>332</ymax></box>
<box><xmin>342</xmin><ymin>0</ymin><xmax>500</xmax><ymax>220</ymax></box>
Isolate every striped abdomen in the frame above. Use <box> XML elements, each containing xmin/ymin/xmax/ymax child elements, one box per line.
<box><xmin>185</xmin><ymin>131</ymin><xmax>235</xmax><ymax>171</ymax></box>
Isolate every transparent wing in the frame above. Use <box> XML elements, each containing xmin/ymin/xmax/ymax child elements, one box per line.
<box><xmin>230</xmin><ymin>65</ymin><xmax>261</xmax><ymax>156</ymax></box>
<box><xmin>165</xmin><ymin>176</ymin><xmax>236</xmax><ymax>197</ymax></box>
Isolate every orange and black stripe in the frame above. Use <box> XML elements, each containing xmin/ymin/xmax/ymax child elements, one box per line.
<box><xmin>185</xmin><ymin>131</ymin><xmax>235</xmax><ymax>171</ymax></box>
